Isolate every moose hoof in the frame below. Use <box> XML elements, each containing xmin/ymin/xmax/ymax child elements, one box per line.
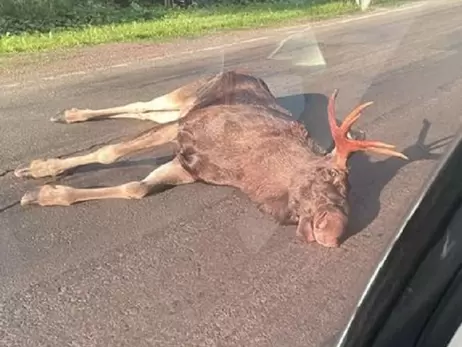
<box><xmin>20</xmin><ymin>185</ymin><xmax>73</xmax><ymax>207</ymax></box>
<box><xmin>20</xmin><ymin>187</ymin><xmax>43</xmax><ymax>206</ymax></box>
<box><xmin>14</xmin><ymin>163</ymin><xmax>33</xmax><ymax>178</ymax></box>
<box><xmin>50</xmin><ymin>110</ymin><xmax>68</xmax><ymax>124</ymax></box>
<box><xmin>14</xmin><ymin>159</ymin><xmax>64</xmax><ymax>179</ymax></box>
<box><xmin>50</xmin><ymin>108</ymin><xmax>84</xmax><ymax>124</ymax></box>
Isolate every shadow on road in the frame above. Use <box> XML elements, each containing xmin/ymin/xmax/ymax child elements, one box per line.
<box><xmin>278</xmin><ymin>92</ymin><xmax>334</xmax><ymax>152</ymax></box>
<box><xmin>346</xmin><ymin>119</ymin><xmax>453</xmax><ymax>239</ymax></box>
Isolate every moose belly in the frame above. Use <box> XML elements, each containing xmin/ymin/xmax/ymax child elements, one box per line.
<box><xmin>177</xmin><ymin>146</ymin><xmax>298</xmax><ymax>224</ymax></box>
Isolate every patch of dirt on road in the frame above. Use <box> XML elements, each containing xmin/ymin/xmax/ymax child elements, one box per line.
<box><xmin>0</xmin><ymin>42</ymin><xmax>171</xmax><ymax>80</ymax></box>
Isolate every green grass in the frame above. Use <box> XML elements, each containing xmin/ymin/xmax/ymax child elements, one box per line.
<box><xmin>0</xmin><ymin>1</ymin><xmax>412</xmax><ymax>55</ymax></box>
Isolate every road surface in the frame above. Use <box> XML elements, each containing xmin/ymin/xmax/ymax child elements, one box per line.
<box><xmin>1</xmin><ymin>1</ymin><xmax>462</xmax><ymax>346</ymax></box>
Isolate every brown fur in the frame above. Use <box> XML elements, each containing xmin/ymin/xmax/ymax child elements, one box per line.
<box><xmin>175</xmin><ymin>71</ymin><xmax>350</xmax><ymax>247</ymax></box>
<box><xmin>16</xmin><ymin>69</ymin><xmax>406</xmax><ymax>248</ymax></box>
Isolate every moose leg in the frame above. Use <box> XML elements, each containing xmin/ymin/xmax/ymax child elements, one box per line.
<box><xmin>20</xmin><ymin>157</ymin><xmax>195</xmax><ymax>207</ymax></box>
<box><xmin>51</xmin><ymin>77</ymin><xmax>209</xmax><ymax>124</ymax></box>
<box><xmin>50</xmin><ymin>99</ymin><xmax>181</xmax><ymax>124</ymax></box>
<box><xmin>107</xmin><ymin>110</ymin><xmax>183</xmax><ymax>123</ymax></box>
<box><xmin>14</xmin><ymin>122</ymin><xmax>179</xmax><ymax>179</ymax></box>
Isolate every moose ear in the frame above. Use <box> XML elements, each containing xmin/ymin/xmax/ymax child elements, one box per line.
<box><xmin>296</xmin><ymin>217</ymin><xmax>316</xmax><ymax>244</ymax></box>
<box><xmin>312</xmin><ymin>207</ymin><xmax>348</xmax><ymax>248</ymax></box>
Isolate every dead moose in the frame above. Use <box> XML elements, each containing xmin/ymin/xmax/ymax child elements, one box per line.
<box><xmin>14</xmin><ymin>70</ymin><xmax>408</xmax><ymax>248</ymax></box>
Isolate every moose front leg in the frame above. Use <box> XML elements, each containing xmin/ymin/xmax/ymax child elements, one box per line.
<box><xmin>20</xmin><ymin>157</ymin><xmax>195</xmax><ymax>207</ymax></box>
<box><xmin>14</xmin><ymin>122</ymin><xmax>179</xmax><ymax>179</ymax></box>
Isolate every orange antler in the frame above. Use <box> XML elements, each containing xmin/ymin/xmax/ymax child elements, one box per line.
<box><xmin>328</xmin><ymin>89</ymin><xmax>408</xmax><ymax>170</ymax></box>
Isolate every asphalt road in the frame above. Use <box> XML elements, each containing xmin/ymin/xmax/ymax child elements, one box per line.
<box><xmin>1</xmin><ymin>1</ymin><xmax>462</xmax><ymax>346</ymax></box>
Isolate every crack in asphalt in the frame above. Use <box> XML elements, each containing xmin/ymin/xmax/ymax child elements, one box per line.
<box><xmin>0</xmin><ymin>201</ymin><xmax>20</xmax><ymax>213</ymax></box>
<box><xmin>0</xmin><ymin>169</ymin><xmax>14</xmax><ymax>177</ymax></box>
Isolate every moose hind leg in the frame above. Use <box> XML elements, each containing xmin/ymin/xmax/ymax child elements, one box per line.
<box><xmin>20</xmin><ymin>157</ymin><xmax>195</xmax><ymax>207</ymax></box>
<box><xmin>14</xmin><ymin>122</ymin><xmax>179</xmax><ymax>179</ymax></box>
<box><xmin>50</xmin><ymin>96</ymin><xmax>181</xmax><ymax>124</ymax></box>
<box><xmin>51</xmin><ymin>76</ymin><xmax>210</xmax><ymax>124</ymax></box>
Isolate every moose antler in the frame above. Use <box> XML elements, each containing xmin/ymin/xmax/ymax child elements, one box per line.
<box><xmin>328</xmin><ymin>89</ymin><xmax>409</xmax><ymax>170</ymax></box>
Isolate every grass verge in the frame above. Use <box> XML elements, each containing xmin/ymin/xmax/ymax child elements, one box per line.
<box><xmin>0</xmin><ymin>2</ymin><xmax>358</xmax><ymax>54</ymax></box>
<box><xmin>0</xmin><ymin>0</ymin><xmax>418</xmax><ymax>55</ymax></box>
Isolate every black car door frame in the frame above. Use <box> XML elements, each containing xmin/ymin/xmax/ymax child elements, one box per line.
<box><xmin>334</xmin><ymin>126</ymin><xmax>462</xmax><ymax>347</ymax></box>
